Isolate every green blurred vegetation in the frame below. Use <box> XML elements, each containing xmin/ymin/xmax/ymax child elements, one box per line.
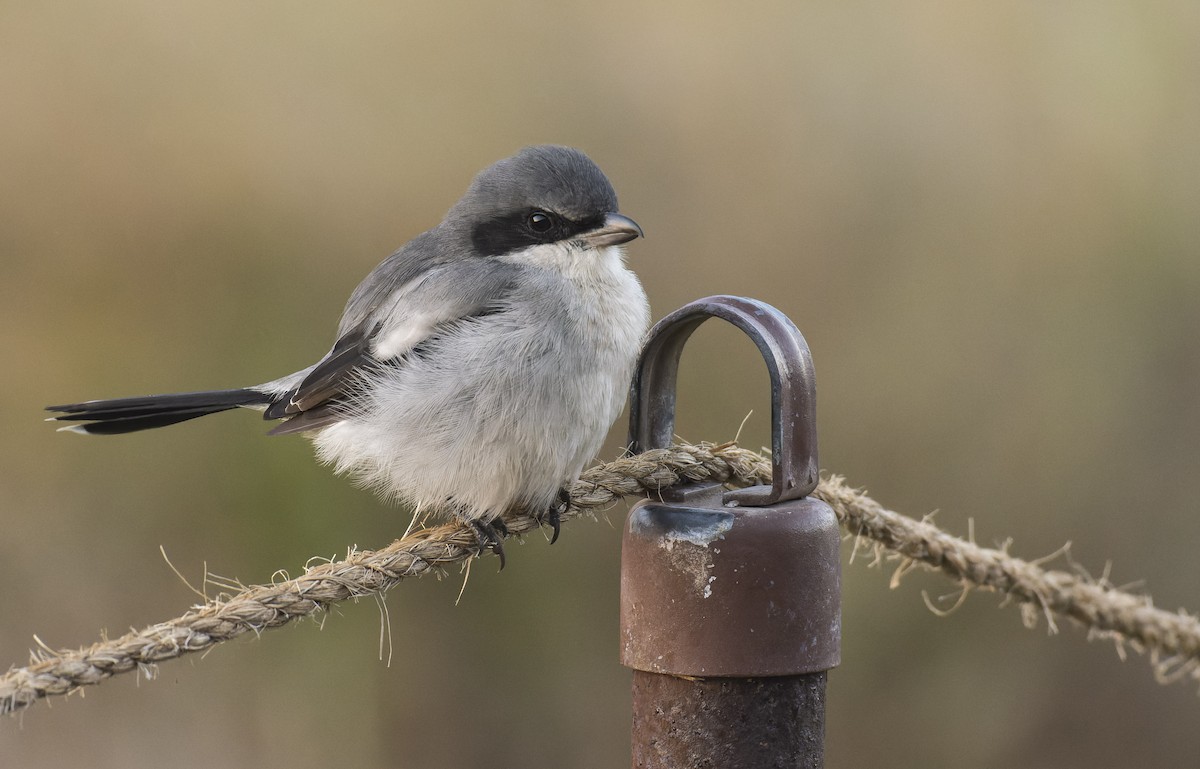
<box><xmin>3</xmin><ymin>2</ymin><xmax>1200</xmax><ymax>767</ymax></box>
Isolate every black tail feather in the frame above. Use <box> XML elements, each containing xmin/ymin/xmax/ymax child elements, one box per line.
<box><xmin>47</xmin><ymin>389</ymin><xmax>270</xmax><ymax>435</ymax></box>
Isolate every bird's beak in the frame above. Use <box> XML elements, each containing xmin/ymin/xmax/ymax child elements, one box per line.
<box><xmin>581</xmin><ymin>213</ymin><xmax>643</xmax><ymax>248</ymax></box>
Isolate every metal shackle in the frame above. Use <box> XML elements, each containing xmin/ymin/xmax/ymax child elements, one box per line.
<box><xmin>627</xmin><ymin>294</ymin><xmax>819</xmax><ymax>505</ymax></box>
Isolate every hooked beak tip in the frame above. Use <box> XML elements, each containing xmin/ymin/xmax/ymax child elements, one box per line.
<box><xmin>582</xmin><ymin>212</ymin><xmax>643</xmax><ymax>248</ymax></box>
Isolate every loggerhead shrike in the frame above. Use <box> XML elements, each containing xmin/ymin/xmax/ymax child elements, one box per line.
<box><xmin>47</xmin><ymin>145</ymin><xmax>651</xmax><ymax>565</ymax></box>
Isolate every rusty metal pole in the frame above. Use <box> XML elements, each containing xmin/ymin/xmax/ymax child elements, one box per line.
<box><xmin>620</xmin><ymin>296</ymin><xmax>841</xmax><ymax>769</ymax></box>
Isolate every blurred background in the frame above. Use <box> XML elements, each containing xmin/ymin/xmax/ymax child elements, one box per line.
<box><xmin>3</xmin><ymin>1</ymin><xmax>1199</xmax><ymax>766</ymax></box>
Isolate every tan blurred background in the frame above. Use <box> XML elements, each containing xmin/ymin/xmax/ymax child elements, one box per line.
<box><xmin>3</xmin><ymin>1</ymin><xmax>1200</xmax><ymax>766</ymax></box>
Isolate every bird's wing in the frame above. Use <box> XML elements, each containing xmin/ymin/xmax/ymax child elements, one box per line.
<box><xmin>263</xmin><ymin>258</ymin><xmax>521</xmax><ymax>433</ymax></box>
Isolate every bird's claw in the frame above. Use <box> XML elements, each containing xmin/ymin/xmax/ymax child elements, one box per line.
<box><xmin>536</xmin><ymin>487</ymin><xmax>571</xmax><ymax>545</ymax></box>
<box><xmin>469</xmin><ymin>519</ymin><xmax>507</xmax><ymax>570</ymax></box>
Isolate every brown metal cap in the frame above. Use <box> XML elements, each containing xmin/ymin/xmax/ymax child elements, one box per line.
<box><xmin>620</xmin><ymin>485</ymin><xmax>841</xmax><ymax>677</ymax></box>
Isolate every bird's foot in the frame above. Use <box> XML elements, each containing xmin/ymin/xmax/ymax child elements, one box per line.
<box><xmin>535</xmin><ymin>487</ymin><xmax>571</xmax><ymax>545</ymax></box>
<box><xmin>469</xmin><ymin>519</ymin><xmax>507</xmax><ymax>570</ymax></box>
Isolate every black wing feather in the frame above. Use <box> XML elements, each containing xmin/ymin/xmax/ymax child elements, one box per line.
<box><xmin>263</xmin><ymin>325</ymin><xmax>378</xmax><ymax>420</ymax></box>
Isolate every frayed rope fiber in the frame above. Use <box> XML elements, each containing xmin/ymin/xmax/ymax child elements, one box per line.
<box><xmin>4</xmin><ymin>442</ymin><xmax>1199</xmax><ymax>715</ymax></box>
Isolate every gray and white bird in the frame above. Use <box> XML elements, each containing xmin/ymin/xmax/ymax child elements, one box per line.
<box><xmin>48</xmin><ymin>145</ymin><xmax>650</xmax><ymax>563</ymax></box>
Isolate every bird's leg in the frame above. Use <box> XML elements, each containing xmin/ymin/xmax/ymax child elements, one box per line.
<box><xmin>468</xmin><ymin>519</ymin><xmax>507</xmax><ymax>570</ymax></box>
<box><xmin>535</xmin><ymin>487</ymin><xmax>571</xmax><ymax>545</ymax></box>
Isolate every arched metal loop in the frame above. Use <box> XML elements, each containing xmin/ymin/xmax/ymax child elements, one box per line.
<box><xmin>627</xmin><ymin>295</ymin><xmax>819</xmax><ymax>506</ymax></box>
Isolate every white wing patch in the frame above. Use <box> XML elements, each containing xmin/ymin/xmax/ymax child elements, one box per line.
<box><xmin>371</xmin><ymin>314</ymin><xmax>435</xmax><ymax>360</ymax></box>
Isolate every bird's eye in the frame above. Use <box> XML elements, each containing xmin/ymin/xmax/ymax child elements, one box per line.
<box><xmin>527</xmin><ymin>210</ymin><xmax>554</xmax><ymax>233</ymax></box>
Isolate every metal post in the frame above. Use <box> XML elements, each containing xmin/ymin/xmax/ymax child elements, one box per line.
<box><xmin>620</xmin><ymin>296</ymin><xmax>841</xmax><ymax>769</ymax></box>
<box><xmin>630</xmin><ymin>671</ymin><xmax>826</xmax><ymax>768</ymax></box>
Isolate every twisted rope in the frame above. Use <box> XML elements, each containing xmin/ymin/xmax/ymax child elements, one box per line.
<box><xmin>814</xmin><ymin>476</ymin><xmax>1200</xmax><ymax>684</ymax></box>
<box><xmin>3</xmin><ymin>443</ymin><xmax>1198</xmax><ymax>715</ymax></box>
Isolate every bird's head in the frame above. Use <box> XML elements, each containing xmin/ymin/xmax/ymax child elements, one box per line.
<box><xmin>449</xmin><ymin>145</ymin><xmax>643</xmax><ymax>257</ymax></box>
